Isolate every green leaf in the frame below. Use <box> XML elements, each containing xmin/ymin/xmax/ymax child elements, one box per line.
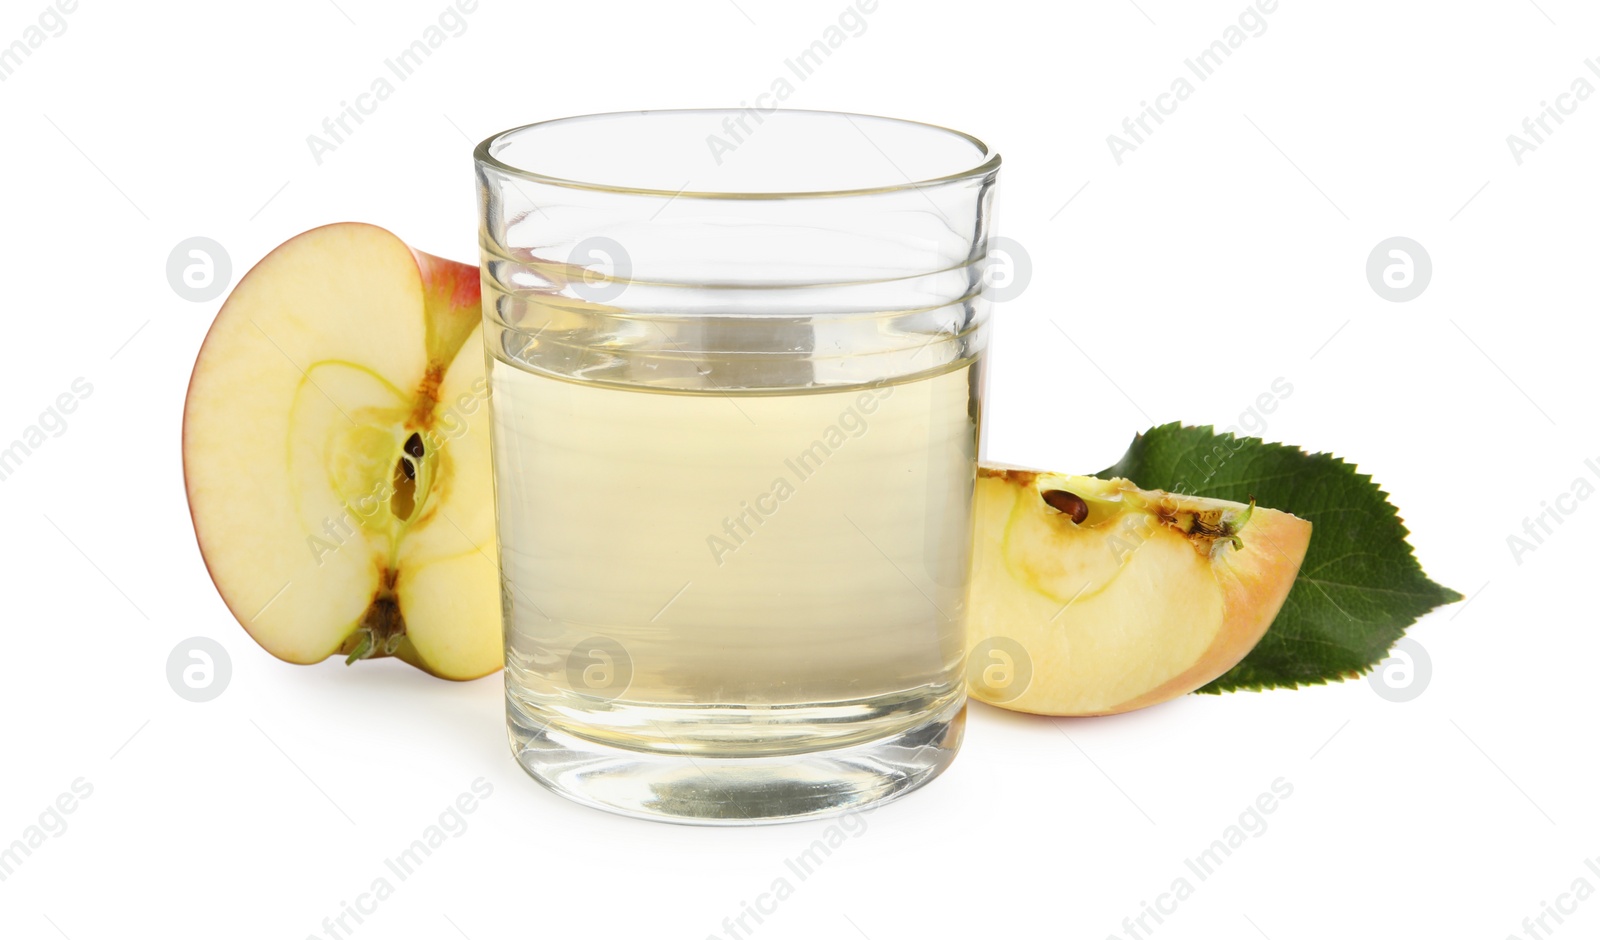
<box><xmin>1100</xmin><ymin>423</ymin><xmax>1461</xmax><ymax>694</ymax></box>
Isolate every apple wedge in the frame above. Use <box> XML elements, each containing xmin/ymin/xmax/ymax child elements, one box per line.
<box><xmin>183</xmin><ymin>223</ymin><xmax>500</xmax><ymax>679</ymax></box>
<box><xmin>967</xmin><ymin>465</ymin><xmax>1311</xmax><ymax>716</ymax></box>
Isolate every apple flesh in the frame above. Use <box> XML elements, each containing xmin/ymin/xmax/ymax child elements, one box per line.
<box><xmin>183</xmin><ymin>223</ymin><xmax>500</xmax><ymax>679</ymax></box>
<box><xmin>967</xmin><ymin>465</ymin><xmax>1311</xmax><ymax>715</ymax></box>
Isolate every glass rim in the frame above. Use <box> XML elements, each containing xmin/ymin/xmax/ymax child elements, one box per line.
<box><xmin>473</xmin><ymin>108</ymin><xmax>1001</xmax><ymax>200</ymax></box>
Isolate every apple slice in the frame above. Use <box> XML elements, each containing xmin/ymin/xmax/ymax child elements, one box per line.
<box><xmin>183</xmin><ymin>223</ymin><xmax>500</xmax><ymax>679</ymax></box>
<box><xmin>967</xmin><ymin>465</ymin><xmax>1311</xmax><ymax>716</ymax></box>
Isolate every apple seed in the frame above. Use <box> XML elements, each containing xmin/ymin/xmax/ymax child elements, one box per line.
<box><xmin>1042</xmin><ymin>490</ymin><xmax>1090</xmax><ymax>524</ymax></box>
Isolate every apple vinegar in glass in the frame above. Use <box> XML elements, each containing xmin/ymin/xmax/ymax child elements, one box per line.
<box><xmin>476</xmin><ymin>110</ymin><xmax>998</xmax><ymax>823</ymax></box>
<box><xmin>490</xmin><ymin>351</ymin><xmax>978</xmax><ymax>751</ymax></box>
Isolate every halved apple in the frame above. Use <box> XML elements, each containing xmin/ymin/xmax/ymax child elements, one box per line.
<box><xmin>183</xmin><ymin>223</ymin><xmax>500</xmax><ymax>679</ymax></box>
<box><xmin>967</xmin><ymin>465</ymin><xmax>1311</xmax><ymax>716</ymax></box>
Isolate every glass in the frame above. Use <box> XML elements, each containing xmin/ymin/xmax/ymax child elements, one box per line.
<box><xmin>475</xmin><ymin>109</ymin><xmax>999</xmax><ymax>824</ymax></box>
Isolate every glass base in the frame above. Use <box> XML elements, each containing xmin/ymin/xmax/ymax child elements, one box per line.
<box><xmin>507</xmin><ymin>697</ymin><xmax>965</xmax><ymax>826</ymax></box>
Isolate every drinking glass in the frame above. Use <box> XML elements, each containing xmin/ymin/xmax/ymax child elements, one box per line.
<box><xmin>475</xmin><ymin>109</ymin><xmax>999</xmax><ymax>824</ymax></box>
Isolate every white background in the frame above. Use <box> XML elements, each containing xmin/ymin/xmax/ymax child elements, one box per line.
<box><xmin>1</xmin><ymin>0</ymin><xmax>1595</xmax><ymax>937</ymax></box>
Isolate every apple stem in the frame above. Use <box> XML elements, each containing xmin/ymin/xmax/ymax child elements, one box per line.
<box><xmin>344</xmin><ymin>631</ymin><xmax>373</xmax><ymax>665</ymax></box>
<box><xmin>1223</xmin><ymin>498</ymin><xmax>1256</xmax><ymax>551</ymax></box>
<box><xmin>342</xmin><ymin>569</ymin><xmax>408</xmax><ymax>665</ymax></box>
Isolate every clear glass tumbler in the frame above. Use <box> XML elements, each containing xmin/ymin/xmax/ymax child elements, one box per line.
<box><xmin>475</xmin><ymin>109</ymin><xmax>999</xmax><ymax>824</ymax></box>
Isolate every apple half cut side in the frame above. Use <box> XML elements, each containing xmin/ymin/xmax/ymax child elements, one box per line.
<box><xmin>967</xmin><ymin>465</ymin><xmax>1312</xmax><ymax>716</ymax></box>
<box><xmin>183</xmin><ymin>222</ymin><xmax>501</xmax><ymax>680</ymax></box>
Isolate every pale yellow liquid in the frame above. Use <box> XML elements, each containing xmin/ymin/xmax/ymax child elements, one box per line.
<box><xmin>490</xmin><ymin>353</ymin><xmax>978</xmax><ymax>758</ymax></box>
